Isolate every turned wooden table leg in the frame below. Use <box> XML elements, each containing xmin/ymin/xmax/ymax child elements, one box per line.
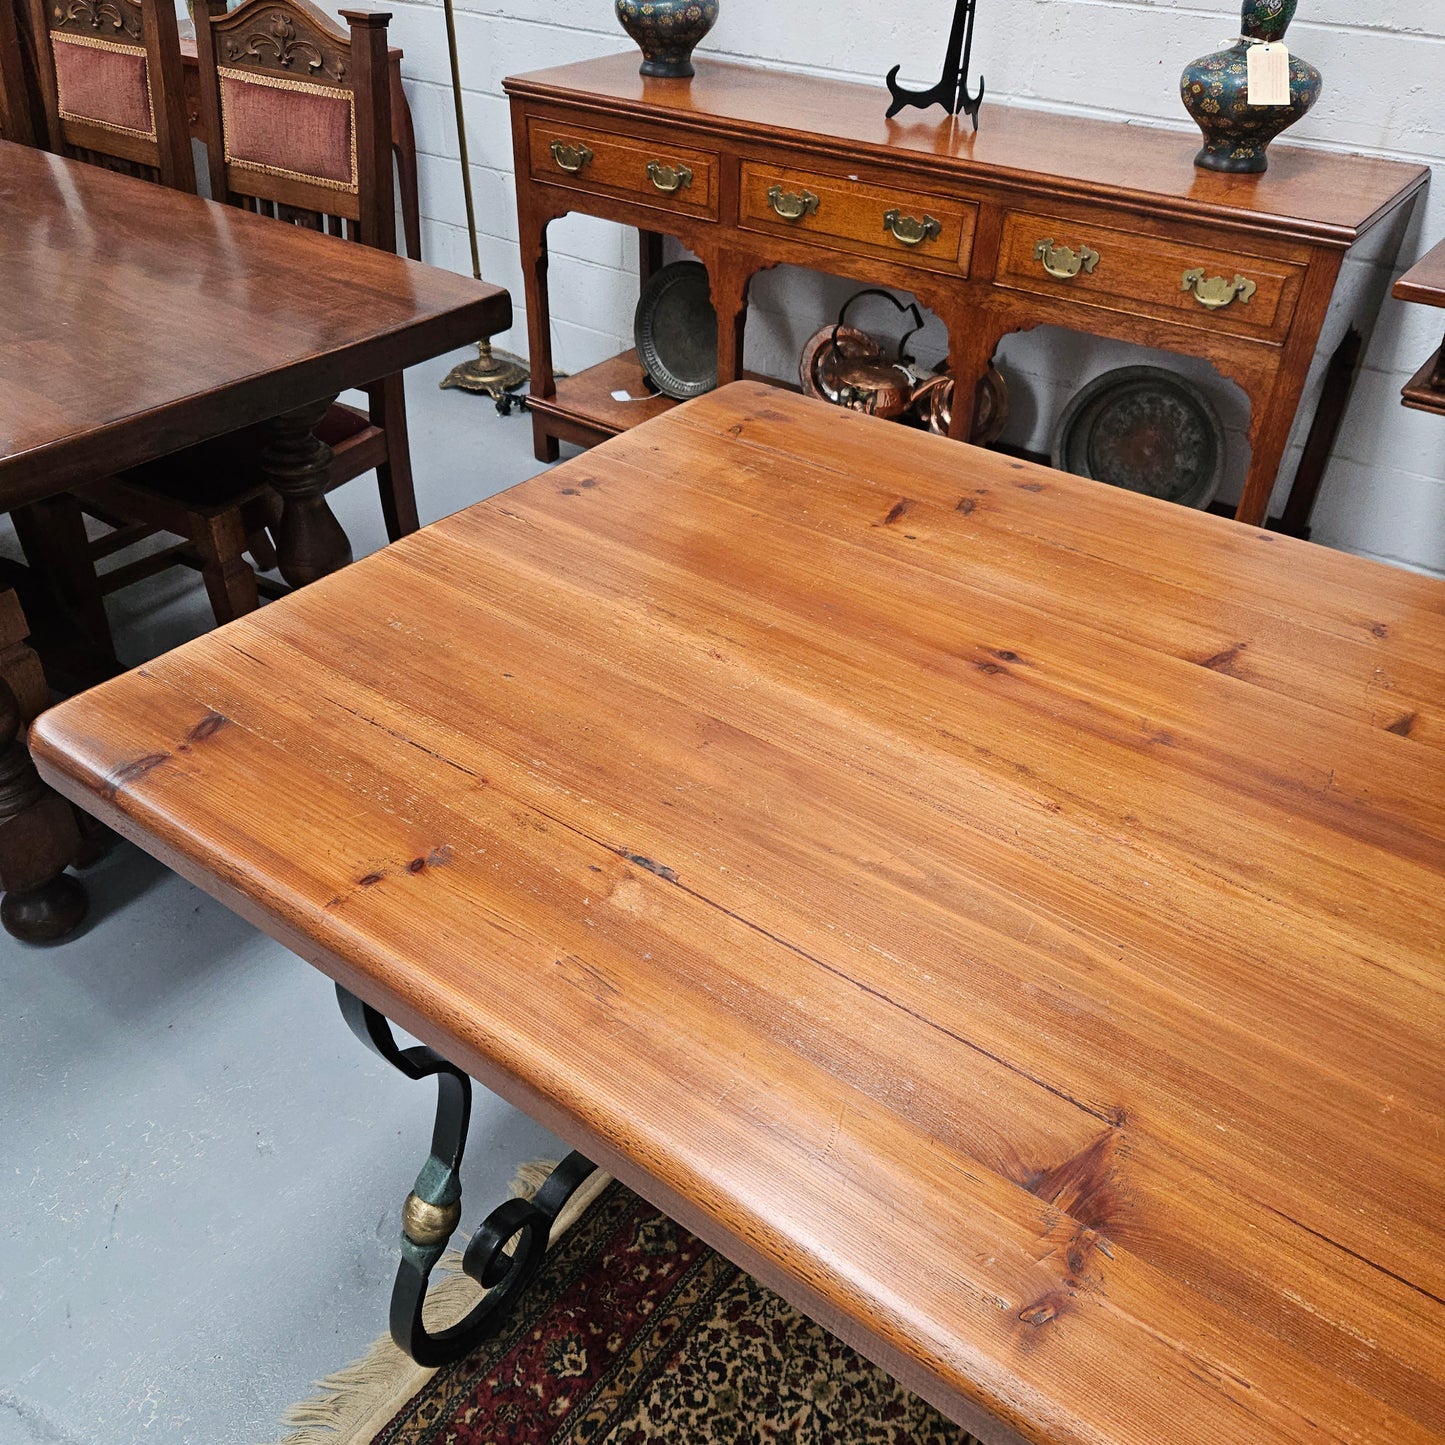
<box><xmin>261</xmin><ymin>396</ymin><xmax>353</xmax><ymax>590</ymax></box>
<box><xmin>0</xmin><ymin>591</ymin><xmax>84</xmax><ymax>943</ymax></box>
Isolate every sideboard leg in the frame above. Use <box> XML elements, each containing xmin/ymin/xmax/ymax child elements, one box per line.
<box><xmin>336</xmin><ymin>985</ymin><xmax>596</xmax><ymax>1365</ymax></box>
<box><xmin>708</xmin><ymin>250</ymin><xmax>752</xmax><ymax>385</ymax></box>
<box><xmin>639</xmin><ymin>228</ymin><xmax>665</xmax><ymax>287</ymax></box>
<box><xmin>1236</xmin><ymin>361</ymin><xmax>1313</xmax><ymax>529</ymax></box>
<box><xmin>1276</xmin><ymin>327</ymin><xmax>1364</xmax><ymax>539</ymax></box>
<box><xmin>1235</xmin><ymin>253</ymin><xmax>1343</xmax><ymax>529</ymax></box>
<box><xmin>944</xmin><ymin>317</ymin><xmax>1004</xmax><ymax>443</ymax></box>
<box><xmin>518</xmin><ymin>207</ymin><xmax>560</xmax><ymax>463</ymax></box>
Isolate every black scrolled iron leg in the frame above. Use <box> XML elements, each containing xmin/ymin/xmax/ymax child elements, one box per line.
<box><xmin>336</xmin><ymin>986</ymin><xmax>597</xmax><ymax>1366</ymax></box>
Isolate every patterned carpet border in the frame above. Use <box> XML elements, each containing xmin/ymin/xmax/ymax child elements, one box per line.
<box><xmin>270</xmin><ymin>1167</ymin><xmax>980</xmax><ymax>1445</ymax></box>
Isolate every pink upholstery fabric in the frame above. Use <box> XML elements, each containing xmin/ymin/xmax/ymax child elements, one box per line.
<box><xmin>52</xmin><ymin>36</ymin><xmax>153</xmax><ymax>137</ymax></box>
<box><xmin>220</xmin><ymin>72</ymin><xmax>354</xmax><ymax>189</ymax></box>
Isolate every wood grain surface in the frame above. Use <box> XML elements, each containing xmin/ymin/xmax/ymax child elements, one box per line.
<box><xmin>0</xmin><ymin>139</ymin><xmax>509</xmax><ymax>508</ymax></box>
<box><xmin>31</xmin><ymin>384</ymin><xmax>1445</xmax><ymax>1445</ymax></box>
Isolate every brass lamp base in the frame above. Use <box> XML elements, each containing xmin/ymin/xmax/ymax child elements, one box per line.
<box><xmin>440</xmin><ymin>340</ymin><xmax>530</xmax><ymax>413</ymax></box>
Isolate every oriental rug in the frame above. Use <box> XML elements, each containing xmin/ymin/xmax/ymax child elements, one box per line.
<box><xmin>272</xmin><ymin>1168</ymin><xmax>980</xmax><ymax>1445</ymax></box>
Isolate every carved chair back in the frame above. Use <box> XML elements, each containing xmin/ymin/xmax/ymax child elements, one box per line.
<box><xmin>24</xmin><ymin>0</ymin><xmax>193</xmax><ymax>188</ymax></box>
<box><xmin>194</xmin><ymin>0</ymin><xmax>395</xmax><ymax>251</ymax></box>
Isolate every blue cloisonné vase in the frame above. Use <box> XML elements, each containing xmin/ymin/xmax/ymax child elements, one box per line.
<box><xmin>615</xmin><ymin>0</ymin><xmax>719</xmax><ymax>79</ymax></box>
<box><xmin>1180</xmin><ymin>0</ymin><xmax>1322</xmax><ymax>174</ymax></box>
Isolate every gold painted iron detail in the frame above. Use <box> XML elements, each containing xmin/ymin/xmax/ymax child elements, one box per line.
<box><xmin>767</xmin><ymin>184</ymin><xmax>819</xmax><ymax>221</ymax></box>
<box><xmin>549</xmin><ymin>140</ymin><xmax>593</xmax><ymax>174</ymax></box>
<box><xmin>1035</xmin><ymin>238</ymin><xmax>1100</xmax><ymax>280</ymax></box>
<box><xmin>402</xmin><ymin>1190</ymin><xmax>462</xmax><ymax>1248</ymax></box>
<box><xmin>646</xmin><ymin>160</ymin><xmax>693</xmax><ymax>194</ymax></box>
<box><xmin>1181</xmin><ymin>269</ymin><xmax>1258</xmax><ymax>311</ymax></box>
<box><xmin>883</xmin><ymin>209</ymin><xmax>942</xmax><ymax>247</ymax></box>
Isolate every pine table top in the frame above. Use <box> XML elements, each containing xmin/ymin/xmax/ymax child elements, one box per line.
<box><xmin>33</xmin><ymin>383</ymin><xmax>1445</xmax><ymax>1445</ymax></box>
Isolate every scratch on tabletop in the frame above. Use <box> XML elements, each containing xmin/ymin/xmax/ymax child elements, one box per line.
<box><xmin>100</xmin><ymin>753</ymin><xmax>169</xmax><ymax>799</ymax></box>
<box><xmin>620</xmin><ymin>849</ymin><xmax>679</xmax><ymax>883</ymax></box>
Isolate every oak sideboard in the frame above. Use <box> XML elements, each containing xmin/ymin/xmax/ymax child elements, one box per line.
<box><xmin>505</xmin><ymin>54</ymin><xmax>1427</xmax><ymax>530</ymax></box>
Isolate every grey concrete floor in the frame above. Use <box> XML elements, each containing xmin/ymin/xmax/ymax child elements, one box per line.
<box><xmin>0</xmin><ymin>349</ymin><xmax>566</xmax><ymax>1445</ymax></box>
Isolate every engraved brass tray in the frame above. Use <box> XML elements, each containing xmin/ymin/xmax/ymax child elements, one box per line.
<box><xmin>1051</xmin><ymin>365</ymin><xmax>1225</xmax><ymax>511</ymax></box>
<box><xmin>634</xmin><ymin>261</ymin><xmax>718</xmax><ymax>400</ymax></box>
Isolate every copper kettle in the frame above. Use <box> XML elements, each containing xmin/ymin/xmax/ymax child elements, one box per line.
<box><xmin>798</xmin><ymin>288</ymin><xmax>1010</xmax><ymax>443</ymax></box>
<box><xmin>801</xmin><ymin>289</ymin><xmax>926</xmax><ymax>421</ymax></box>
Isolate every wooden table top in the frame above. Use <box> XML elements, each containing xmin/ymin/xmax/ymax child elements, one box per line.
<box><xmin>0</xmin><ymin>140</ymin><xmax>509</xmax><ymax>508</ymax></box>
<box><xmin>506</xmin><ymin>54</ymin><xmax>1428</xmax><ymax>247</ymax></box>
<box><xmin>1395</xmin><ymin>237</ymin><xmax>1445</xmax><ymax>308</ymax></box>
<box><xmin>32</xmin><ymin>384</ymin><xmax>1445</xmax><ymax>1445</ymax></box>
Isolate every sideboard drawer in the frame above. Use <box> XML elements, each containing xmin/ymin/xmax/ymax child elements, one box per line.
<box><xmin>739</xmin><ymin>163</ymin><xmax>977</xmax><ymax>274</ymax></box>
<box><xmin>527</xmin><ymin>118</ymin><xmax>718</xmax><ymax>218</ymax></box>
<box><xmin>996</xmin><ymin>210</ymin><xmax>1305</xmax><ymax>337</ymax></box>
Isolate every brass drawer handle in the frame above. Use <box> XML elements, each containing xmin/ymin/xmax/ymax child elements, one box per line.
<box><xmin>646</xmin><ymin>160</ymin><xmax>693</xmax><ymax>194</ymax></box>
<box><xmin>767</xmin><ymin>184</ymin><xmax>819</xmax><ymax>221</ymax></box>
<box><xmin>1182</xmin><ymin>268</ymin><xmax>1257</xmax><ymax>311</ymax></box>
<box><xmin>549</xmin><ymin>140</ymin><xmax>593</xmax><ymax>174</ymax></box>
<box><xmin>883</xmin><ymin>208</ymin><xmax>941</xmax><ymax>247</ymax></box>
<box><xmin>1034</xmin><ymin>238</ymin><xmax>1099</xmax><ymax>280</ymax></box>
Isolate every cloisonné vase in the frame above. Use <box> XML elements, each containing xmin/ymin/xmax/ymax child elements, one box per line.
<box><xmin>1179</xmin><ymin>0</ymin><xmax>1322</xmax><ymax>174</ymax></box>
<box><xmin>615</xmin><ymin>0</ymin><xmax>719</xmax><ymax>79</ymax></box>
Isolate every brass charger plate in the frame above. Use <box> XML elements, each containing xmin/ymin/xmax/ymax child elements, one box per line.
<box><xmin>635</xmin><ymin>261</ymin><xmax>718</xmax><ymax>400</ymax></box>
<box><xmin>1051</xmin><ymin>365</ymin><xmax>1224</xmax><ymax>510</ymax></box>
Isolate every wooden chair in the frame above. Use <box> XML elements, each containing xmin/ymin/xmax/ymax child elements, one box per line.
<box><xmin>24</xmin><ymin>0</ymin><xmax>193</xmax><ymax>188</ymax></box>
<box><xmin>71</xmin><ymin>0</ymin><xmax>419</xmax><ymax>625</ymax></box>
<box><xmin>0</xmin><ymin>0</ymin><xmax>40</xmax><ymax>144</ymax></box>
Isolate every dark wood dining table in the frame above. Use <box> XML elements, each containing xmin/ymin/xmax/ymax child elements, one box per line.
<box><xmin>30</xmin><ymin>383</ymin><xmax>1445</xmax><ymax>1444</ymax></box>
<box><xmin>0</xmin><ymin>137</ymin><xmax>509</xmax><ymax>940</ymax></box>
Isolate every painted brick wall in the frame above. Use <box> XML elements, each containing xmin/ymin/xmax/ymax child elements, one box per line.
<box><xmin>371</xmin><ymin>0</ymin><xmax>1442</xmax><ymax>575</ymax></box>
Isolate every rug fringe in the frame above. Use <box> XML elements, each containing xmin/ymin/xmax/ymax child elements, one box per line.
<box><xmin>262</xmin><ymin>1160</ymin><xmax>609</xmax><ymax>1445</ymax></box>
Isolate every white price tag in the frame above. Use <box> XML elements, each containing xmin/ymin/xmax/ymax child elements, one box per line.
<box><xmin>1247</xmin><ymin>42</ymin><xmax>1291</xmax><ymax>106</ymax></box>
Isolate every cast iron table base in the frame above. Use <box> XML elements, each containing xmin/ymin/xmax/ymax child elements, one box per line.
<box><xmin>337</xmin><ymin>985</ymin><xmax>596</xmax><ymax>1366</ymax></box>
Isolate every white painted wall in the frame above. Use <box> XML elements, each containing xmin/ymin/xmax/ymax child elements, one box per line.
<box><xmin>371</xmin><ymin>0</ymin><xmax>1442</xmax><ymax>575</ymax></box>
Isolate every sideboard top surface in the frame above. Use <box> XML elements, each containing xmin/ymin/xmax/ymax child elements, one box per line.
<box><xmin>1394</xmin><ymin>236</ymin><xmax>1445</xmax><ymax>307</ymax></box>
<box><xmin>506</xmin><ymin>54</ymin><xmax>1428</xmax><ymax>246</ymax></box>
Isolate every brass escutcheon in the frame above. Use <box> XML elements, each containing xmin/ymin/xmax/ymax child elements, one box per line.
<box><xmin>646</xmin><ymin>160</ymin><xmax>693</xmax><ymax>194</ymax></box>
<box><xmin>1181</xmin><ymin>268</ymin><xmax>1258</xmax><ymax>311</ymax></box>
<box><xmin>883</xmin><ymin>208</ymin><xmax>942</xmax><ymax>247</ymax></box>
<box><xmin>767</xmin><ymin>184</ymin><xmax>819</xmax><ymax>221</ymax></box>
<box><xmin>549</xmin><ymin>140</ymin><xmax>593</xmax><ymax>174</ymax></box>
<box><xmin>1034</xmin><ymin>238</ymin><xmax>1100</xmax><ymax>280</ymax></box>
